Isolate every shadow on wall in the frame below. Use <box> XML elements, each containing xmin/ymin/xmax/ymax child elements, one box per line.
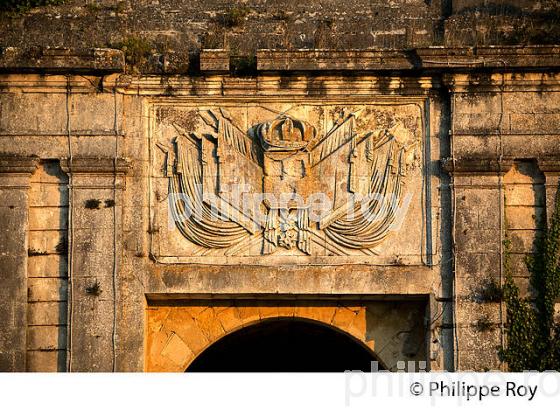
<box><xmin>365</xmin><ymin>301</ymin><xmax>428</xmax><ymax>371</ymax></box>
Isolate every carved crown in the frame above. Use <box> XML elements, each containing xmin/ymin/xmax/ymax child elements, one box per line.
<box><xmin>256</xmin><ymin>115</ymin><xmax>317</xmax><ymax>152</ymax></box>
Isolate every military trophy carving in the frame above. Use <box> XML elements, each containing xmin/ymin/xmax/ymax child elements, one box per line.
<box><xmin>159</xmin><ymin>105</ymin><xmax>421</xmax><ymax>258</ymax></box>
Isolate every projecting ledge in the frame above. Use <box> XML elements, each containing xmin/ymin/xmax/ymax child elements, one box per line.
<box><xmin>256</xmin><ymin>46</ymin><xmax>560</xmax><ymax>72</ymax></box>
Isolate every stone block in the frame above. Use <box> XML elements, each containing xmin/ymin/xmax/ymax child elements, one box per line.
<box><xmin>508</xmin><ymin>253</ymin><xmax>532</xmax><ymax>277</ymax></box>
<box><xmin>454</xmin><ymin>93</ymin><xmax>502</xmax><ymax>114</ymax></box>
<box><xmin>509</xmin><ymin>230</ymin><xmax>541</xmax><ymax>253</ymax></box>
<box><xmin>28</xmin><ymin>207</ymin><xmax>68</xmax><ymax>230</ymax></box>
<box><xmin>236</xmin><ymin>304</ymin><xmax>261</xmax><ymax>325</ymax></box>
<box><xmin>456</xmin><ymin>325</ymin><xmax>501</xmax><ymax>353</ymax></box>
<box><xmin>26</xmin><ymin>350</ymin><xmax>64</xmax><ymax>372</ymax></box>
<box><xmin>193</xmin><ymin>307</ymin><xmax>226</xmax><ymax>343</ymax></box>
<box><xmin>165</xmin><ymin>310</ymin><xmax>209</xmax><ymax>355</ymax></box>
<box><xmin>200</xmin><ymin>49</ymin><xmax>230</xmax><ymax>72</ymax></box>
<box><xmin>0</xmin><ymin>93</ymin><xmax>66</xmax><ymax>134</ymax></box>
<box><xmin>454</xmin><ymin>112</ymin><xmax>508</xmax><ymax>135</ymax></box>
<box><xmin>27</xmin><ymin>302</ymin><xmax>67</xmax><ymax>325</ymax></box>
<box><xmin>72</xmin><ymin>251</ymin><xmax>114</xmax><ymax>276</ymax></box>
<box><xmin>453</xmin><ymin>135</ymin><xmax>499</xmax><ymax>158</ymax></box>
<box><xmin>502</xmin><ymin>135</ymin><xmax>560</xmax><ymax>158</ymax></box>
<box><xmin>276</xmin><ymin>303</ymin><xmax>295</xmax><ymax>318</ymax></box>
<box><xmin>215</xmin><ymin>306</ymin><xmax>244</xmax><ymax>333</ymax></box>
<box><xmin>69</xmin><ymin>94</ymin><xmax>123</xmax><ymax>135</ymax></box>
<box><xmin>455</xmin><ymin>228</ymin><xmax>501</xmax><ymax>253</ymax></box>
<box><xmin>0</xmin><ymin>301</ymin><xmax>14</xmax><ymax>328</ymax></box>
<box><xmin>27</xmin><ymin>254</ymin><xmax>68</xmax><ymax>278</ymax></box>
<box><xmin>0</xmin><ymin>352</ymin><xmax>15</xmax><ymax>371</ymax></box>
<box><xmin>0</xmin><ymin>135</ymin><xmax>121</xmax><ymax>158</ymax></box>
<box><xmin>68</xmin><ymin>297</ymin><xmax>115</xmax><ymax>371</ymax></box>
<box><xmin>331</xmin><ymin>306</ymin><xmax>360</xmax><ymax>331</ymax></box>
<box><xmin>160</xmin><ymin>332</ymin><xmax>193</xmax><ymax>369</ymax></box>
<box><xmin>457</xmin><ymin>348</ymin><xmax>502</xmax><ymax>372</ymax></box>
<box><xmin>0</xmin><ymin>208</ymin><xmax>28</xmax><ymax>255</ymax></box>
<box><xmin>294</xmin><ymin>304</ymin><xmax>337</xmax><ymax>325</ymax></box>
<box><xmin>27</xmin><ymin>278</ymin><xmax>68</xmax><ymax>302</ymax></box>
<box><xmin>27</xmin><ymin>325</ymin><xmax>67</xmax><ymax>351</ymax></box>
<box><xmin>72</xmin><ymin>275</ymin><xmax>115</xmax><ymax>301</ymax></box>
<box><xmin>505</xmin><ymin>185</ymin><xmax>545</xmax><ymax>207</ymax></box>
<box><xmin>506</xmin><ymin>206</ymin><xmax>545</xmax><ymax>230</ymax></box>
<box><xmin>73</xmin><ymin>228</ymin><xmax>116</xmax><ymax>256</ymax></box>
<box><xmin>455</xmin><ymin>300</ymin><xmax>502</xmax><ymax>324</ymax></box>
<box><xmin>503</xmin><ymin>92</ymin><xmax>560</xmax><ymax>115</ymax></box>
<box><xmin>0</xmin><ymin>189</ymin><xmax>28</xmax><ymax>208</ymax></box>
<box><xmin>510</xmin><ymin>113</ymin><xmax>560</xmax><ymax>134</ymax></box>
<box><xmin>28</xmin><ymin>230</ymin><xmax>66</xmax><ymax>255</ymax></box>
<box><xmin>345</xmin><ymin>306</ymin><xmax>367</xmax><ymax>340</ymax></box>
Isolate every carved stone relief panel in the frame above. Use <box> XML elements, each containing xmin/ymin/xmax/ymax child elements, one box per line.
<box><xmin>150</xmin><ymin>101</ymin><xmax>428</xmax><ymax>265</ymax></box>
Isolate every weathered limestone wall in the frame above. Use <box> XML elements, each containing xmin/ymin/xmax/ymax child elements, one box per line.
<box><xmin>0</xmin><ymin>67</ymin><xmax>446</xmax><ymax>371</ymax></box>
<box><xmin>2</xmin><ymin>1</ymin><xmax>559</xmax><ymax>74</ymax></box>
<box><xmin>446</xmin><ymin>71</ymin><xmax>560</xmax><ymax>370</ymax></box>
<box><xmin>0</xmin><ymin>0</ymin><xmax>445</xmax><ymax>57</ymax></box>
<box><xmin>0</xmin><ymin>156</ymin><xmax>37</xmax><ymax>371</ymax></box>
<box><xmin>0</xmin><ymin>46</ymin><xmax>559</xmax><ymax>372</ymax></box>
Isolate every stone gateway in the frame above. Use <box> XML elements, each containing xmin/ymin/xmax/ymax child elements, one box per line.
<box><xmin>1</xmin><ymin>0</ymin><xmax>560</xmax><ymax>373</ymax></box>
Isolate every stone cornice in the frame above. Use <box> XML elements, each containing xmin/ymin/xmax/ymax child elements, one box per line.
<box><xmin>2</xmin><ymin>46</ymin><xmax>559</xmax><ymax>75</ymax></box>
<box><xmin>60</xmin><ymin>157</ymin><xmax>131</xmax><ymax>175</ymax></box>
<box><xmin>0</xmin><ymin>155</ymin><xmax>39</xmax><ymax>174</ymax></box>
<box><xmin>0</xmin><ymin>47</ymin><xmax>124</xmax><ymax>74</ymax></box>
<box><xmin>416</xmin><ymin>46</ymin><xmax>560</xmax><ymax>70</ymax></box>
<box><xmin>255</xmin><ymin>46</ymin><xmax>560</xmax><ymax>72</ymax></box>
<box><xmin>256</xmin><ymin>49</ymin><xmax>415</xmax><ymax>71</ymax></box>
<box><xmin>104</xmin><ymin>74</ymin><xmax>437</xmax><ymax>96</ymax></box>
<box><xmin>538</xmin><ymin>158</ymin><xmax>560</xmax><ymax>174</ymax></box>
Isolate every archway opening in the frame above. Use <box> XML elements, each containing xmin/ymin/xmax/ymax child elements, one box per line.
<box><xmin>186</xmin><ymin>318</ymin><xmax>383</xmax><ymax>372</ymax></box>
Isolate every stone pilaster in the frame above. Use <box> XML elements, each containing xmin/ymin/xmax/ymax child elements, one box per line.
<box><xmin>443</xmin><ymin>158</ymin><xmax>512</xmax><ymax>371</ymax></box>
<box><xmin>0</xmin><ymin>156</ymin><xmax>38</xmax><ymax>371</ymax></box>
<box><xmin>61</xmin><ymin>157</ymin><xmax>130</xmax><ymax>372</ymax></box>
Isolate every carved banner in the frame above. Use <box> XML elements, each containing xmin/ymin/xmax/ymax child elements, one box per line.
<box><xmin>151</xmin><ymin>102</ymin><xmax>427</xmax><ymax>264</ymax></box>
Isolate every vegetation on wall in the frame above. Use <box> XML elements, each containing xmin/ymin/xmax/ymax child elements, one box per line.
<box><xmin>220</xmin><ymin>6</ymin><xmax>252</xmax><ymax>28</ymax></box>
<box><xmin>114</xmin><ymin>36</ymin><xmax>153</xmax><ymax>71</ymax></box>
<box><xmin>500</xmin><ymin>187</ymin><xmax>560</xmax><ymax>371</ymax></box>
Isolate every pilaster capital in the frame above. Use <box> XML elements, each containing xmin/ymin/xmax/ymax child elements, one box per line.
<box><xmin>441</xmin><ymin>157</ymin><xmax>514</xmax><ymax>175</ymax></box>
<box><xmin>538</xmin><ymin>158</ymin><xmax>560</xmax><ymax>175</ymax></box>
<box><xmin>0</xmin><ymin>155</ymin><xmax>39</xmax><ymax>175</ymax></box>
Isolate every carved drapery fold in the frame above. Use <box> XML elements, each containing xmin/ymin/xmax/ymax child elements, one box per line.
<box><xmin>169</xmin><ymin>136</ymin><xmax>250</xmax><ymax>248</ymax></box>
<box><xmin>324</xmin><ymin>134</ymin><xmax>405</xmax><ymax>249</ymax></box>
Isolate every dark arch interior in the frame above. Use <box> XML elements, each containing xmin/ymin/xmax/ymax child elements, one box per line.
<box><xmin>187</xmin><ymin>319</ymin><xmax>383</xmax><ymax>372</ymax></box>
